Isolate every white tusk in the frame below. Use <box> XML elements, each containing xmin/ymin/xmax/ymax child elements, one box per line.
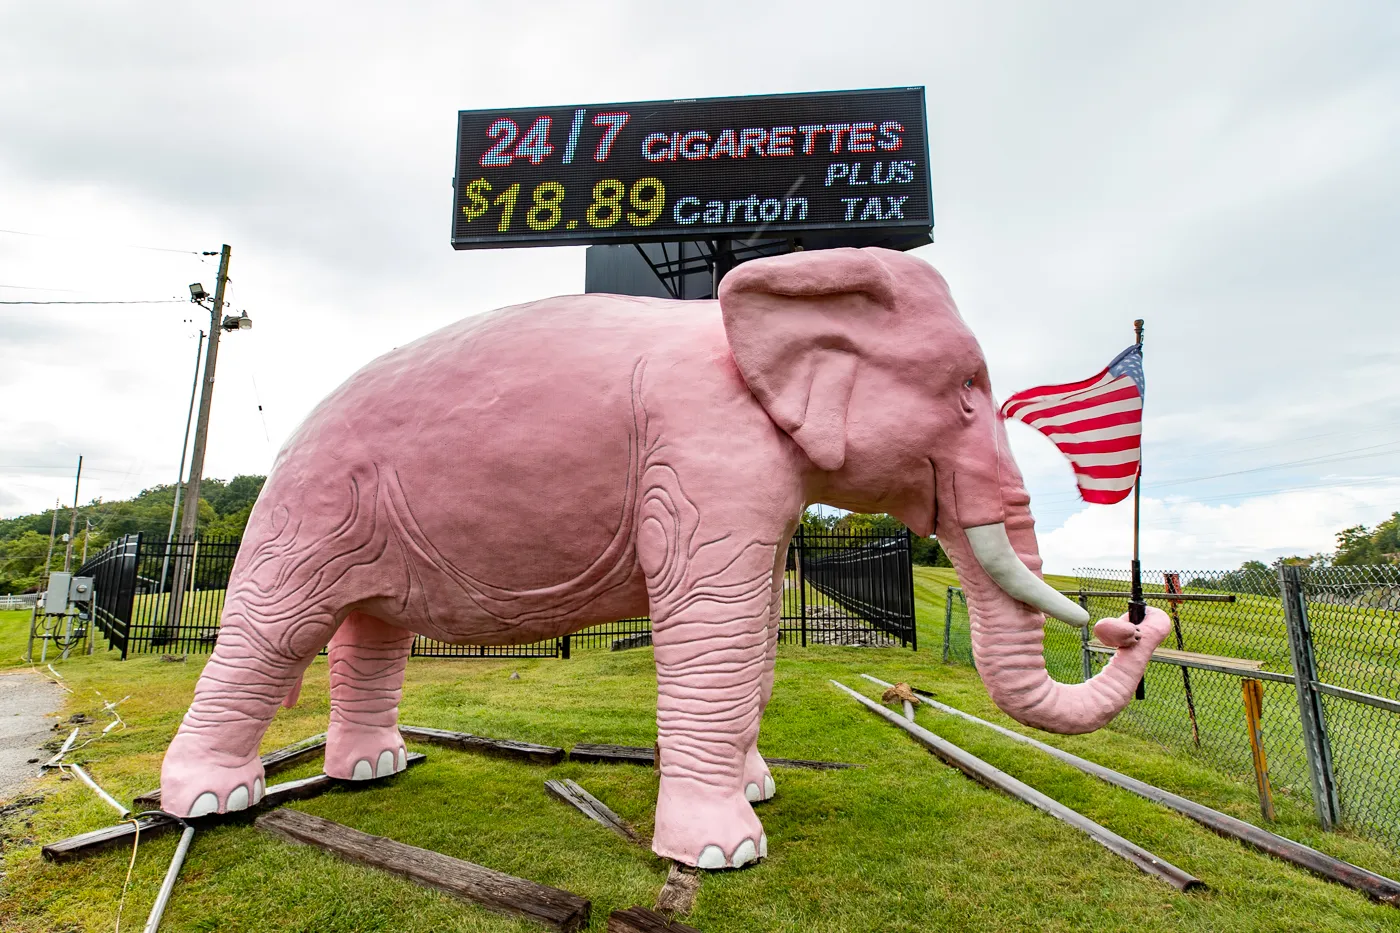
<box><xmin>964</xmin><ymin>523</ymin><xmax>1090</xmax><ymax>626</ymax></box>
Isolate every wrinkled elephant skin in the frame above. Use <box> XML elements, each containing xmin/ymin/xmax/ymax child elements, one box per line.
<box><xmin>160</xmin><ymin>247</ymin><xmax>1168</xmax><ymax>866</ymax></box>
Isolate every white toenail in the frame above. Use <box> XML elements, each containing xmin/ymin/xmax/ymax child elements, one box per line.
<box><xmin>376</xmin><ymin>750</ymin><xmax>395</xmax><ymax>777</ymax></box>
<box><xmin>189</xmin><ymin>792</ymin><xmax>218</xmax><ymax>817</ymax></box>
<box><xmin>397</xmin><ymin>747</ymin><xmax>406</xmax><ymax>770</ymax></box>
<box><xmin>351</xmin><ymin>759</ymin><xmax>373</xmax><ymax>781</ymax></box>
<box><xmin>697</xmin><ymin>845</ymin><xmax>726</xmax><ymax>870</ymax></box>
<box><xmin>745</xmin><ymin>782</ymin><xmax>762</xmax><ymax>802</ymax></box>
<box><xmin>764</xmin><ymin>774</ymin><xmax>776</xmax><ymax>799</ymax></box>
<box><xmin>731</xmin><ymin>838</ymin><xmax>757</xmax><ymax>867</ymax></box>
<box><xmin>759</xmin><ymin>833</ymin><xmax>768</xmax><ymax>858</ymax></box>
<box><xmin>253</xmin><ymin>778</ymin><xmax>264</xmax><ymax>803</ymax></box>
<box><xmin>226</xmin><ymin>785</ymin><xmax>250</xmax><ymax>811</ymax></box>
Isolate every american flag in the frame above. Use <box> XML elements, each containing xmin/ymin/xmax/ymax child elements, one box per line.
<box><xmin>1000</xmin><ymin>344</ymin><xmax>1145</xmax><ymax>505</ymax></box>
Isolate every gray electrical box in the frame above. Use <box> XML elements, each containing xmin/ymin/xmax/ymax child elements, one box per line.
<box><xmin>70</xmin><ymin>576</ymin><xmax>94</xmax><ymax>604</ymax></box>
<box><xmin>44</xmin><ymin>572</ymin><xmax>72</xmax><ymax>613</ymax></box>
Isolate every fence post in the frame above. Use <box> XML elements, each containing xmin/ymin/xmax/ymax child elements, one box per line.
<box><xmin>560</xmin><ymin>635</ymin><xmax>570</xmax><ymax>660</ymax></box>
<box><xmin>1279</xmin><ymin>563</ymin><xmax>1340</xmax><ymax>830</ymax></box>
<box><xmin>904</xmin><ymin>528</ymin><xmax>917</xmax><ymax>650</ymax></box>
<box><xmin>1241</xmin><ymin>678</ymin><xmax>1276</xmax><ymax>821</ymax></box>
<box><xmin>942</xmin><ymin>587</ymin><xmax>953</xmax><ymax>663</ymax></box>
<box><xmin>1079</xmin><ymin>594</ymin><xmax>1093</xmax><ymax>682</ymax></box>
<box><xmin>796</xmin><ymin>527</ymin><xmax>807</xmax><ymax>648</ymax></box>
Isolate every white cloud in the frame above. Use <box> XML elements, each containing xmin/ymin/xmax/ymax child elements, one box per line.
<box><xmin>1036</xmin><ymin>480</ymin><xmax>1400</xmax><ymax>573</ymax></box>
<box><xmin>0</xmin><ymin>0</ymin><xmax>1396</xmax><ymax>565</ymax></box>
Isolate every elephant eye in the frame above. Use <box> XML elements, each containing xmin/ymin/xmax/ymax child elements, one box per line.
<box><xmin>963</xmin><ymin>377</ymin><xmax>975</xmax><ymax>389</ymax></box>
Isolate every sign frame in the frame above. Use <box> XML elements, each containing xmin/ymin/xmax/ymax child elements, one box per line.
<box><xmin>451</xmin><ymin>86</ymin><xmax>932</xmax><ymax>250</ymax></box>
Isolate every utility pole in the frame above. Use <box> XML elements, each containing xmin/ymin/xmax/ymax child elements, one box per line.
<box><xmin>164</xmin><ymin>245</ymin><xmax>232</xmax><ymax>639</ymax></box>
<box><xmin>62</xmin><ymin>455</ymin><xmax>83</xmax><ymax>571</ymax></box>
<box><xmin>81</xmin><ymin>518</ymin><xmax>92</xmax><ymax>565</ymax></box>
<box><xmin>179</xmin><ymin>246</ymin><xmax>231</xmax><ymax>543</ymax></box>
<box><xmin>158</xmin><ymin>329</ymin><xmax>206</xmax><ymax>597</ymax></box>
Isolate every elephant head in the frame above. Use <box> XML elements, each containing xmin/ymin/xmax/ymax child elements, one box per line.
<box><xmin>719</xmin><ymin>247</ymin><xmax>1166</xmax><ymax>735</ymax></box>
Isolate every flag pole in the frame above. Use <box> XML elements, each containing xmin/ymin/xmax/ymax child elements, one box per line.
<box><xmin>1131</xmin><ymin>318</ymin><xmax>1146</xmax><ymax>700</ymax></box>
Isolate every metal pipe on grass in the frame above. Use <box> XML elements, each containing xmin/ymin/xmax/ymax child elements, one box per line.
<box><xmin>832</xmin><ymin>679</ymin><xmax>1201</xmax><ymax>892</ymax></box>
<box><xmin>876</xmin><ymin>676</ymin><xmax>1400</xmax><ymax>906</ymax></box>
<box><xmin>144</xmin><ymin>824</ymin><xmax>196</xmax><ymax>933</ymax></box>
<box><xmin>66</xmin><ymin>763</ymin><xmax>131</xmax><ymax>818</ymax></box>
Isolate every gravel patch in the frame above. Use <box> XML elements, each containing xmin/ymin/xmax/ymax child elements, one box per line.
<box><xmin>0</xmin><ymin>671</ymin><xmax>64</xmax><ymax>803</ymax></box>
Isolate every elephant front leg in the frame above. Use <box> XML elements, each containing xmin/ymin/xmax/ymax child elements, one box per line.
<box><xmin>743</xmin><ymin>552</ymin><xmax>786</xmax><ymax>804</ymax></box>
<box><xmin>325</xmin><ymin>611</ymin><xmax>415</xmax><ymax>780</ymax></box>
<box><xmin>645</xmin><ymin>531</ymin><xmax>776</xmax><ymax>869</ymax></box>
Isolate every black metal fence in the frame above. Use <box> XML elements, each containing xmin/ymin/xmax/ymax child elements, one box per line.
<box><xmin>943</xmin><ymin>563</ymin><xmax>1400</xmax><ymax>849</ymax></box>
<box><xmin>79</xmin><ymin>526</ymin><xmax>916</xmax><ymax>660</ymax></box>
<box><xmin>76</xmin><ymin>533</ymin><xmax>140</xmax><ymax>655</ymax></box>
<box><xmin>786</xmin><ymin>528</ymin><xmax>916</xmax><ymax>648</ymax></box>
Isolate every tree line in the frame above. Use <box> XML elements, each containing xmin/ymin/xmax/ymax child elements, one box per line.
<box><xmin>0</xmin><ymin>475</ymin><xmax>266</xmax><ymax>594</ymax></box>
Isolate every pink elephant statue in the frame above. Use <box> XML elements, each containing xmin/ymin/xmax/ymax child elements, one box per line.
<box><xmin>159</xmin><ymin>247</ymin><xmax>1170</xmax><ymax>868</ymax></box>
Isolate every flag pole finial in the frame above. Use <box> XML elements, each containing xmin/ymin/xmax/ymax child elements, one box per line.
<box><xmin>1134</xmin><ymin>318</ymin><xmax>1144</xmax><ymax>347</ymax></box>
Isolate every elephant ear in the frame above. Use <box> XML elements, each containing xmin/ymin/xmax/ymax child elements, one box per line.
<box><xmin>718</xmin><ymin>248</ymin><xmax>896</xmax><ymax>471</ymax></box>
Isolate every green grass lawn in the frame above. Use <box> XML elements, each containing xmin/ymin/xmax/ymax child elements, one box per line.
<box><xmin>3</xmin><ymin>598</ymin><xmax>1400</xmax><ymax>932</ymax></box>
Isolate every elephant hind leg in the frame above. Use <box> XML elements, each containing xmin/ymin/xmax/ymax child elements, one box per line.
<box><xmin>324</xmin><ymin>611</ymin><xmax>415</xmax><ymax>780</ymax></box>
<box><xmin>159</xmin><ymin>601</ymin><xmax>338</xmax><ymax>817</ymax></box>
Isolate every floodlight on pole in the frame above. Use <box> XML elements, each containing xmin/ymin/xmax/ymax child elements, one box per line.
<box><xmin>189</xmin><ymin>283</ymin><xmax>209</xmax><ymax>302</ymax></box>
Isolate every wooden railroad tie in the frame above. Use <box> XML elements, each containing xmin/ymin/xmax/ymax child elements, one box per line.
<box><xmin>608</xmin><ymin>905</ymin><xmax>702</xmax><ymax>932</ymax></box>
<box><xmin>545</xmin><ymin>778</ymin><xmax>644</xmax><ymax>845</ymax></box>
<box><xmin>544</xmin><ymin>778</ymin><xmax>702</xmax><ymax>918</ymax></box>
<box><xmin>42</xmin><ymin>752</ymin><xmax>426</xmax><ymax>862</ymax></box>
<box><xmin>399</xmin><ymin>724</ymin><xmax>565</xmax><ymax>765</ymax></box>
<box><xmin>257</xmin><ymin>808</ymin><xmax>590</xmax><ymax>932</ymax></box>
<box><xmin>569</xmin><ymin>743</ymin><xmax>858</xmax><ymax>771</ymax></box>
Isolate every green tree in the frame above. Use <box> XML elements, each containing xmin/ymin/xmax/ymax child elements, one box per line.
<box><xmin>0</xmin><ymin>531</ymin><xmax>59</xmax><ymax>593</ymax></box>
<box><xmin>1335</xmin><ymin>512</ymin><xmax>1400</xmax><ymax>566</ymax></box>
<box><xmin>211</xmin><ymin>475</ymin><xmax>265</xmax><ymax>517</ymax></box>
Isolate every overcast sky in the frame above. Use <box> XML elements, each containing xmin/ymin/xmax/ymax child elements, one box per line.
<box><xmin>2</xmin><ymin>1</ymin><xmax>1396</xmax><ymax>573</ymax></box>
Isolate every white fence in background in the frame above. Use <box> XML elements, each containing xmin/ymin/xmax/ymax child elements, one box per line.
<box><xmin>0</xmin><ymin>593</ymin><xmax>38</xmax><ymax>610</ymax></box>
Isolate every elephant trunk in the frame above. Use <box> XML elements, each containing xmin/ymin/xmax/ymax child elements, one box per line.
<box><xmin>936</xmin><ymin>428</ymin><xmax>1160</xmax><ymax>735</ymax></box>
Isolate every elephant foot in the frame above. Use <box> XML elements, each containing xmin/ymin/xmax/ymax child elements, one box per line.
<box><xmin>742</xmin><ymin>748</ymin><xmax>776</xmax><ymax>803</ymax></box>
<box><xmin>653</xmin><ymin>787</ymin><xmax>767</xmax><ymax>870</ymax></box>
<box><xmin>326</xmin><ymin>721</ymin><xmax>407</xmax><ymax>781</ymax></box>
<box><xmin>159</xmin><ymin>733</ymin><xmax>266</xmax><ymax>818</ymax></box>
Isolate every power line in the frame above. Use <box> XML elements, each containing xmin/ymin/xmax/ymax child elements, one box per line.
<box><xmin>0</xmin><ymin>299</ymin><xmax>187</xmax><ymax>306</ymax></box>
<box><xmin>0</xmin><ymin>228</ymin><xmax>203</xmax><ymax>255</ymax></box>
<box><xmin>0</xmin><ymin>283</ymin><xmax>82</xmax><ymax>292</ymax></box>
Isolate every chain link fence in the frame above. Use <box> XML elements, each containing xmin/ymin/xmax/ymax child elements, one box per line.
<box><xmin>943</xmin><ymin>564</ymin><xmax>1400</xmax><ymax>849</ymax></box>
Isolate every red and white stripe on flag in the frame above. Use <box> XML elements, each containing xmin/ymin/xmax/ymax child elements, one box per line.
<box><xmin>999</xmin><ymin>344</ymin><xmax>1144</xmax><ymax>505</ymax></box>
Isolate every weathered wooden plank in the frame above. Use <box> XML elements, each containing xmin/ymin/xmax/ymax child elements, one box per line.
<box><xmin>608</xmin><ymin>905</ymin><xmax>702</xmax><ymax>932</ymax></box>
<box><xmin>654</xmin><ymin>863</ymin><xmax>701</xmax><ymax>917</ymax></box>
<box><xmin>42</xmin><ymin>814</ymin><xmax>177</xmax><ymax>862</ymax></box>
<box><xmin>545</xmin><ymin>779</ymin><xmax>644</xmax><ymax>845</ymax></box>
<box><xmin>568</xmin><ymin>744</ymin><xmax>858</xmax><ymax>771</ymax></box>
<box><xmin>257</xmin><ymin>808</ymin><xmax>590</xmax><ymax>932</ymax></box>
<box><xmin>568</xmin><ymin>743</ymin><xmax>655</xmax><ymax>766</ymax></box>
<box><xmin>42</xmin><ymin>752</ymin><xmax>425</xmax><ymax>862</ymax></box>
<box><xmin>133</xmin><ymin>733</ymin><xmax>329</xmax><ymax>808</ymax></box>
<box><xmin>399</xmin><ymin>725</ymin><xmax>565</xmax><ymax>765</ymax></box>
